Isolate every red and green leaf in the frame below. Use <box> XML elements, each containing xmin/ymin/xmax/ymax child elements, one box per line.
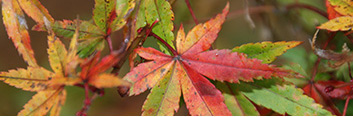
<box><xmin>124</xmin><ymin>3</ymin><xmax>302</xmax><ymax>115</ymax></box>
<box><xmin>93</xmin><ymin>0</ymin><xmax>116</xmax><ymax>34</ymax></box>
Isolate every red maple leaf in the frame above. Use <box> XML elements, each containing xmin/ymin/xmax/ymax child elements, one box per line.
<box><xmin>123</xmin><ymin>3</ymin><xmax>300</xmax><ymax>116</ymax></box>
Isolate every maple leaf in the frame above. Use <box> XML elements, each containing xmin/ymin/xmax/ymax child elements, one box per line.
<box><xmin>123</xmin><ymin>3</ymin><xmax>301</xmax><ymax>116</ymax></box>
<box><xmin>0</xmin><ymin>21</ymin><xmax>129</xmax><ymax>115</ymax></box>
<box><xmin>2</xmin><ymin>0</ymin><xmax>38</xmax><ymax>67</ymax></box>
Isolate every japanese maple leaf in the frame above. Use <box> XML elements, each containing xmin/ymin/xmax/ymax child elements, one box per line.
<box><xmin>0</xmin><ymin>22</ymin><xmax>129</xmax><ymax>115</ymax></box>
<box><xmin>123</xmin><ymin>3</ymin><xmax>301</xmax><ymax>116</ymax></box>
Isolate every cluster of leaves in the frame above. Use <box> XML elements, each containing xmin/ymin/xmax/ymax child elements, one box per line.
<box><xmin>0</xmin><ymin>0</ymin><xmax>339</xmax><ymax>116</ymax></box>
<box><xmin>275</xmin><ymin>0</ymin><xmax>353</xmax><ymax>116</ymax></box>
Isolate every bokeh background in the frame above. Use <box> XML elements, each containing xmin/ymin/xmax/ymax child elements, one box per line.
<box><xmin>0</xmin><ymin>0</ymin><xmax>352</xmax><ymax>115</ymax></box>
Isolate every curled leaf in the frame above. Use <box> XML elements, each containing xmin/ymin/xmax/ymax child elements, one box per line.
<box><xmin>310</xmin><ymin>29</ymin><xmax>353</xmax><ymax>68</ymax></box>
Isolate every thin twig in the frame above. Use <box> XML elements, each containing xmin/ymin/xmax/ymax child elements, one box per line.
<box><xmin>343</xmin><ymin>95</ymin><xmax>351</xmax><ymax>116</ymax></box>
<box><xmin>285</xmin><ymin>3</ymin><xmax>328</xmax><ymax>18</ymax></box>
<box><xmin>76</xmin><ymin>83</ymin><xmax>92</xmax><ymax>116</ymax></box>
<box><xmin>348</xmin><ymin>62</ymin><xmax>353</xmax><ymax>80</ymax></box>
<box><xmin>185</xmin><ymin>0</ymin><xmax>199</xmax><ymax>24</ymax></box>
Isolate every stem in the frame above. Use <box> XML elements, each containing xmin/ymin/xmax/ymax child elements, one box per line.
<box><xmin>76</xmin><ymin>83</ymin><xmax>92</xmax><ymax>116</ymax></box>
<box><xmin>286</xmin><ymin>3</ymin><xmax>328</xmax><ymax>18</ymax></box>
<box><xmin>107</xmin><ymin>35</ymin><xmax>113</xmax><ymax>52</ymax></box>
<box><xmin>185</xmin><ymin>0</ymin><xmax>199</xmax><ymax>24</ymax></box>
<box><xmin>311</xmin><ymin>58</ymin><xmax>321</xmax><ymax>81</ymax></box>
<box><xmin>349</xmin><ymin>62</ymin><xmax>353</xmax><ymax>80</ymax></box>
<box><xmin>150</xmin><ymin>32</ymin><xmax>178</xmax><ymax>56</ymax></box>
<box><xmin>74</xmin><ymin>84</ymin><xmax>105</xmax><ymax>95</ymax></box>
<box><xmin>324</xmin><ymin>32</ymin><xmax>336</xmax><ymax>48</ymax></box>
<box><xmin>343</xmin><ymin>96</ymin><xmax>351</xmax><ymax>116</ymax></box>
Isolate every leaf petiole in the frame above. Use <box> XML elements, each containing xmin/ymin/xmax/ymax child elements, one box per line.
<box><xmin>149</xmin><ymin>32</ymin><xmax>178</xmax><ymax>56</ymax></box>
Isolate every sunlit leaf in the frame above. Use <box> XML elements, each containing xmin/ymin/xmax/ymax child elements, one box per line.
<box><xmin>232</xmin><ymin>41</ymin><xmax>302</xmax><ymax>64</ymax></box>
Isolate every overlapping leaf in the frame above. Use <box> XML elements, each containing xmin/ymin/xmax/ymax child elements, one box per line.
<box><xmin>0</xmin><ymin>18</ymin><xmax>130</xmax><ymax>115</ymax></box>
<box><xmin>239</xmin><ymin>78</ymin><xmax>332</xmax><ymax>116</ymax></box>
<box><xmin>36</xmin><ymin>0</ymin><xmax>135</xmax><ymax>58</ymax></box>
<box><xmin>16</xmin><ymin>0</ymin><xmax>54</xmax><ymax>25</ymax></box>
<box><xmin>216</xmin><ymin>82</ymin><xmax>259</xmax><ymax>116</ymax></box>
<box><xmin>232</xmin><ymin>41</ymin><xmax>302</xmax><ymax>64</ymax></box>
<box><xmin>135</xmin><ymin>0</ymin><xmax>174</xmax><ymax>54</ymax></box>
<box><xmin>124</xmin><ymin>3</ymin><xmax>302</xmax><ymax>116</ymax></box>
<box><xmin>2</xmin><ymin>0</ymin><xmax>38</xmax><ymax>67</ymax></box>
<box><xmin>328</xmin><ymin>0</ymin><xmax>353</xmax><ymax>16</ymax></box>
<box><xmin>0</xmin><ymin>67</ymin><xmax>52</xmax><ymax>92</ymax></box>
<box><xmin>303</xmin><ymin>83</ymin><xmax>342</xmax><ymax>115</ymax></box>
<box><xmin>318</xmin><ymin>0</ymin><xmax>353</xmax><ymax>31</ymax></box>
<box><xmin>217</xmin><ymin>41</ymin><xmax>332</xmax><ymax>116</ymax></box>
<box><xmin>326</xmin><ymin>0</ymin><xmax>343</xmax><ymax>19</ymax></box>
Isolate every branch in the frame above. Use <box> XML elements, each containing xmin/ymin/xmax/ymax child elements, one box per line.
<box><xmin>185</xmin><ymin>0</ymin><xmax>199</xmax><ymax>24</ymax></box>
<box><xmin>285</xmin><ymin>3</ymin><xmax>328</xmax><ymax>18</ymax></box>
